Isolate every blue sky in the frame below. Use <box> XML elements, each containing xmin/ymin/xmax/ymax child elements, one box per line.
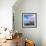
<box><xmin>24</xmin><ymin>15</ymin><xmax>34</xmax><ymax>24</ymax></box>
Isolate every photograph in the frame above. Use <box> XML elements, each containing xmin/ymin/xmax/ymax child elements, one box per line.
<box><xmin>22</xmin><ymin>13</ymin><xmax>37</xmax><ymax>28</ymax></box>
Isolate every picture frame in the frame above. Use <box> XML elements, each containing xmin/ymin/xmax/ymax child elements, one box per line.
<box><xmin>22</xmin><ymin>13</ymin><xmax>37</xmax><ymax>28</ymax></box>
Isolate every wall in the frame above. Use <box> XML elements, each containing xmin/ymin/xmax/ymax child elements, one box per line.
<box><xmin>0</xmin><ymin>0</ymin><xmax>16</xmax><ymax>30</ymax></box>
<box><xmin>41</xmin><ymin>0</ymin><xmax>46</xmax><ymax>46</ymax></box>
<box><xmin>13</xmin><ymin>0</ymin><xmax>41</xmax><ymax>46</ymax></box>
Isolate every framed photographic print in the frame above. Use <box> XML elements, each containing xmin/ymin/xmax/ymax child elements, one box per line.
<box><xmin>22</xmin><ymin>13</ymin><xmax>37</xmax><ymax>28</ymax></box>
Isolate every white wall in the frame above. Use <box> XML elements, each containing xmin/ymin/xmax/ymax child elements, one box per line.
<box><xmin>0</xmin><ymin>0</ymin><xmax>16</xmax><ymax>30</ymax></box>
<box><xmin>13</xmin><ymin>0</ymin><xmax>41</xmax><ymax>46</ymax></box>
<box><xmin>41</xmin><ymin>0</ymin><xmax>46</xmax><ymax>46</ymax></box>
